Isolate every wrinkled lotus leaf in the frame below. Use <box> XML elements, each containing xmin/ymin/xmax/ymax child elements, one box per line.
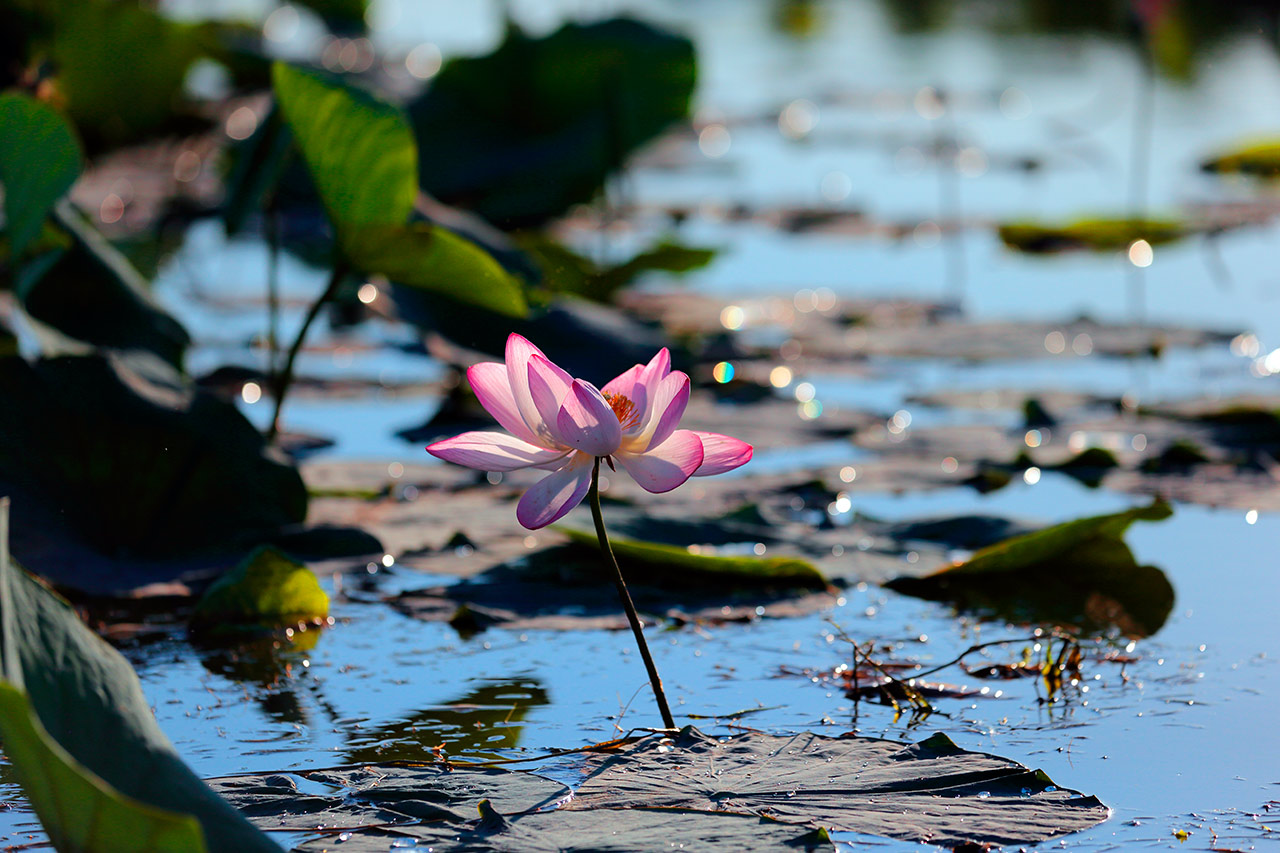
<box><xmin>191</xmin><ymin>547</ymin><xmax>328</xmax><ymax>635</ymax></box>
<box><xmin>271</xmin><ymin>63</ymin><xmax>526</xmax><ymax>317</ymax></box>
<box><xmin>887</xmin><ymin>501</ymin><xmax>1174</xmax><ymax>636</ymax></box>
<box><xmin>409</xmin><ymin>18</ymin><xmax>695</xmax><ymax>228</ymax></box>
<box><xmin>295</xmin><ymin>804</ymin><xmax>831</xmax><ymax>852</ymax></box>
<box><xmin>556</xmin><ymin>527</ymin><xmax>826</xmax><ymax>589</ymax></box>
<box><xmin>0</xmin><ymin>93</ymin><xmax>81</xmax><ymax>259</ymax></box>
<box><xmin>0</xmin><ymin>509</ymin><xmax>279</xmax><ymax>852</ymax></box>
<box><xmin>997</xmin><ymin>218</ymin><xmax>1184</xmax><ymax>254</ymax></box>
<box><xmin>1201</xmin><ymin>140</ymin><xmax>1280</xmax><ymax>177</ymax></box>
<box><xmin>16</xmin><ymin>203</ymin><xmax>191</xmax><ymax>367</ymax></box>
<box><xmin>521</xmin><ymin>235</ymin><xmax>716</xmax><ymax>304</ymax></box>
<box><xmin>0</xmin><ymin>352</ymin><xmax>306</xmax><ymax>567</ymax></box>
<box><xmin>561</xmin><ymin>727</ymin><xmax>1108</xmax><ymax>847</ymax></box>
<box><xmin>210</xmin><ymin>763</ymin><xmax>570</xmax><ymax>832</ymax></box>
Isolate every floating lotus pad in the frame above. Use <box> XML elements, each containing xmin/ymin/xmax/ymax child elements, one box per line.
<box><xmin>997</xmin><ymin>218</ymin><xmax>1186</xmax><ymax>254</ymax></box>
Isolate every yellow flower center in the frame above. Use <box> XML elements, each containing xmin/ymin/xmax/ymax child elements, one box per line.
<box><xmin>604</xmin><ymin>392</ymin><xmax>641</xmax><ymax>431</ymax></box>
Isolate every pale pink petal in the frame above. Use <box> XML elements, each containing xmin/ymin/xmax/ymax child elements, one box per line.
<box><xmin>639</xmin><ymin>371</ymin><xmax>691</xmax><ymax>451</ymax></box>
<box><xmin>690</xmin><ymin>431</ymin><xmax>753</xmax><ymax>476</ymax></box>
<box><xmin>427</xmin><ymin>431</ymin><xmax>568</xmax><ymax>471</ymax></box>
<box><xmin>615</xmin><ymin>429</ymin><xmax>704</xmax><ymax>494</ymax></box>
<box><xmin>527</xmin><ymin>354</ymin><xmax>573</xmax><ymax>445</ymax></box>
<box><xmin>516</xmin><ymin>455</ymin><xmax>593</xmax><ymax>529</ymax></box>
<box><xmin>467</xmin><ymin>362</ymin><xmax>541</xmax><ymax>446</ymax></box>
<box><xmin>602</xmin><ymin>364</ymin><xmax>647</xmax><ymax>419</ymax></box>
<box><xmin>636</xmin><ymin>348</ymin><xmax>671</xmax><ymax>419</ymax></box>
<box><xmin>505</xmin><ymin>333</ymin><xmax>553</xmax><ymax>439</ymax></box>
<box><xmin>556</xmin><ymin>380</ymin><xmax>622</xmax><ymax>456</ymax></box>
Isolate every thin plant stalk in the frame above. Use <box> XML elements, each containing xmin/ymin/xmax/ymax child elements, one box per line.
<box><xmin>267</xmin><ymin>261</ymin><xmax>347</xmax><ymax>442</ymax></box>
<box><xmin>587</xmin><ymin>457</ymin><xmax>676</xmax><ymax>730</ymax></box>
<box><xmin>265</xmin><ymin>206</ymin><xmax>282</xmax><ymax>376</ymax></box>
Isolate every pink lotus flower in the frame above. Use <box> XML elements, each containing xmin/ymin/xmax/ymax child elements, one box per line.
<box><xmin>427</xmin><ymin>334</ymin><xmax>753</xmax><ymax>529</ymax></box>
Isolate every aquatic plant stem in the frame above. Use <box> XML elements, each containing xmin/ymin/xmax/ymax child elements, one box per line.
<box><xmin>588</xmin><ymin>457</ymin><xmax>677</xmax><ymax>730</ymax></box>
<box><xmin>267</xmin><ymin>261</ymin><xmax>347</xmax><ymax>442</ymax></box>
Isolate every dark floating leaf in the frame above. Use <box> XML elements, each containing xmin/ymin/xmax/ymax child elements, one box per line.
<box><xmin>0</xmin><ymin>507</ymin><xmax>278</xmax><ymax>852</ymax></box>
<box><xmin>191</xmin><ymin>547</ymin><xmax>328</xmax><ymax>636</ymax></box>
<box><xmin>210</xmin><ymin>763</ymin><xmax>570</xmax><ymax>834</ymax></box>
<box><xmin>409</xmin><ymin>18</ymin><xmax>696</xmax><ymax>229</ymax></box>
<box><xmin>295</xmin><ymin>804</ymin><xmax>832</xmax><ymax>852</ymax></box>
<box><xmin>1140</xmin><ymin>439</ymin><xmax>1211</xmax><ymax>472</ymax></box>
<box><xmin>888</xmin><ymin>500</ymin><xmax>1175</xmax><ymax>637</ymax></box>
<box><xmin>561</xmin><ymin>727</ymin><xmax>1109</xmax><ymax>847</ymax></box>
<box><xmin>0</xmin><ymin>352</ymin><xmax>306</xmax><ymax>587</ymax></box>
<box><xmin>997</xmin><ymin>218</ymin><xmax>1184</xmax><ymax>254</ymax></box>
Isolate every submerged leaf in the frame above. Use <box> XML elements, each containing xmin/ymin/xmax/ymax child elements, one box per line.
<box><xmin>560</xmin><ymin>727</ymin><xmax>1108</xmax><ymax>847</ymax></box>
<box><xmin>0</xmin><ymin>94</ymin><xmax>82</xmax><ymax>259</ymax></box>
<box><xmin>192</xmin><ymin>547</ymin><xmax>328</xmax><ymax>635</ymax></box>
<box><xmin>557</xmin><ymin>527</ymin><xmax>826</xmax><ymax>588</ymax></box>
<box><xmin>0</xmin><ymin>505</ymin><xmax>279</xmax><ymax>852</ymax></box>
<box><xmin>887</xmin><ymin>501</ymin><xmax>1175</xmax><ymax>636</ymax></box>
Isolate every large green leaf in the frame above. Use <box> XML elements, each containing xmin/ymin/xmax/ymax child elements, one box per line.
<box><xmin>0</xmin><ymin>94</ymin><xmax>82</xmax><ymax>259</ymax></box>
<box><xmin>409</xmin><ymin>18</ymin><xmax>696</xmax><ymax>228</ymax></box>
<box><xmin>0</xmin><ymin>503</ymin><xmax>279</xmax><ymax>852</ymax></box>
<box><xmin>0</xmin><ymin>683</ymin><xmax>207</xmax><ymax>852</ymax></box>
<box><xmin>191</xmin><ymin>547</ymin><xmax>328</xmax><ymax>635</ymax></box>
<box><xmin>271</xmin><ymin>62</ymin><xmax>526</xmax><ymax>316</ymax></box>
<box><xmin>342</xmin><ymin>222</ymin><xmax>526</xmax><ymax>316</ymax></box>
<box><xmin>557</xmin><ymin>527</ymin><xmax>826</xmax><ymax>589</ymax></box>
<box><xmin>887</xmin><ymin>501</ymin><xmax>1175</xmax><ymax>636</ymax></box>
<box><xmin>997</xmin><ymin>217</ymin><xmax>1185</xmax><ymax>254</ymax></box>
<box><xmin>270</xmin><ymin>62</ymin><xmax>416</xmax><ymax>229</ymax></box>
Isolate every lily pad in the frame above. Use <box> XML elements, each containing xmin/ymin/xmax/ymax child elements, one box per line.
<box><xmin>997</xmin><ymin>218</ymin><xmax>1185</xmax><ymax>254</ymax></box>
<box><xmin>556</xmin><ymin>527</ymin><xmax>826</xmax><ymax>588</ymax></box>
<box><xmin>296</xmin><ymin>804</ymin><xmax>831</xmax><ymax>852</ymax></box>
<box><xmin>887</xmin><ymin>501</ymin><xmax>1175</xmax><ymax>636</ymax></box>
<box><xmin>0</xmin><ymin>504</ymin><xmax>279</xmax><ymax>852</ymax></box>
<box><xmin>210</xmin><ymin>763</ymin><xmax>571</xmax><ymax>833</ymax></box>
<box><xmin>1201</xmin><ymin>140</ymin><xmax>1280</xmax><ymax>177</ymax></box>
<box><xmin>560</xmin><ymin>726</ymin><xmax>1109</xmax><ymax>847</ymax></box>
<box><xmin>191</xmin><ymin>547</ymin><xmax>328</xmax><ymax>636</ymax></box>
<box><xmin>521</xmin><ymin>234</ymin><xmax>716</xmax><ymax>304</ymax></box>
<box><xmin>409</xmin><ymin>18</ymin><xmax>696</xmax><ymax>228</ymax></box>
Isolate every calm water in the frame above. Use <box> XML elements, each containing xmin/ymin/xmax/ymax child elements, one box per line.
<box><xmin>4</xmin><ymin>1</ymin><xmax>1279</xmax><ymax>850</ymax></box>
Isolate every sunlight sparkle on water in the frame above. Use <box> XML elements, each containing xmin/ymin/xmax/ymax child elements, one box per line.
<box><xmin>1128</xmin><ymin>239</ymin><xmax>1154</xmax><ymax>268</ymax></box>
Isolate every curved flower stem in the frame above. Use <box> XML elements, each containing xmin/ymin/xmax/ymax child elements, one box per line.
<box><xmin>588</xmin><ymin>457</ymin><xmax>676</xmax><ymax>730</ymax></box>
<box><xmin>267</xmin><ymin>261</ymin><xmax>347</xmax><ymax>442</ymax></box>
